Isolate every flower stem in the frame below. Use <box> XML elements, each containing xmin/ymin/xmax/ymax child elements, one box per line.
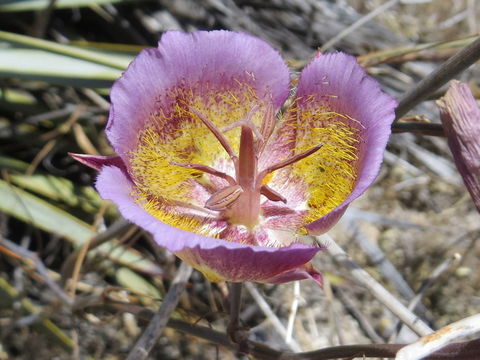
<box><xmin>227</xmin><ymin>282</ymin><xmax>247</xmax><ymax>348</ymax></box>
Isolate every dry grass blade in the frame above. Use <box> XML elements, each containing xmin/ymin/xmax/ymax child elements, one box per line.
<box><xmin>0</xmin><ymin>179</ymin><xmax>161</xmax><ymax>274</ymax></box>
<box><xmin>245</xmin><ymin>282</ymin><xmax>303</xmax><ymax>352</ymax></box>
<box><xmin>0</xmin><ymin>30</ymin><xmax>130</xmax><ymax>69</ymax></box>
<box><xmin>0</xmin><ymin>0</ymin><xmax>129</xmax><ymax>12</ymax></box>
<box><xmin>0</xmin><ymin>237</ymin><xmax>73</xmax><ymax>306</ymax></box>
<box><xmin>395</xmin><ymin>36</ymin><xmax>480</xmax><ymax>119</ymax></box>
<box><xmin>396</xmin><ymin>314</ymin><xmax>480</xmax><ymax>360</ymax></box>
<box><xmin>0</xmin><ymin>277</ymin><xmax>75</xmax><ymax>351</ymax></box>
<box><xmin>316</xmin><ymin>234</ymin><xmax>433</xmax><ymax>336</ymax></box>
<box><xmin>285</xmin><ymin>281</ymin><xmax>301</xmax><ymax>346</ymax></box>
<box><xmin>320</xmin><ymin>0</ymin><xmax>399</xmax><ymax>52</ymax></box>
<box><xmin>358</xmin><ymin>36</ymin><xmax>477</xmax><ymax>67</ymax></box>
<box><xmin>125</xmin><ymin>262</ymin><xmax>192</xmax><ymax>360</ymax></box>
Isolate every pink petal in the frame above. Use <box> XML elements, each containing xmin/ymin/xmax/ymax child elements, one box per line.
<box><xmin>106</xmin><ymin>30</ymin><xmax>290</xmax><ymax>158</ymax></box>
<box><xmin>295</xmin><ymin>52</ymin><xmax>397</xmax><ymax>234</ymax></box>
<box><xmin>69</xmin><ymin>153</ymin><xmax>126</xmax><ymax>171</ymax></box>
<box><xmin>177</xmin><ymin>245</ymin><xmax>322</xmax><ymax>283</ymax></box>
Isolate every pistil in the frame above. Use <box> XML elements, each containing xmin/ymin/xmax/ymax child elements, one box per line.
<box><xmin>171</xmin><ymin>105</ymin><xmax>323</xmax><ymax>230</ymax></box>
<box><xmin>226</xmin><ymin>124</ymin><xmax>261</xmax><ymax>228</ymax></box>
<box><xmin>237</xmin><ymin>125</ymin><xmax>257</xmax><ymax>188</ymax></box>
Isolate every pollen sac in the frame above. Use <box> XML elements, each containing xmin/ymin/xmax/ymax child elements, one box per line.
<box><xmin>205</xmin><ymin>184</ymin><xmax>244</xmax><ymax>211</ymax></box>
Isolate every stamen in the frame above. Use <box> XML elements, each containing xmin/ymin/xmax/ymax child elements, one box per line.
<box><xmin>258</xmin><ymin>143</ymin><xmax>323</xmax><ymax>184</ymax></box>
<box><xmin>205</xmin><ymin>185</ymin><xmax>244</xmax><ymax>211</ymax></box>
<box><xmin>170</xmin><ymin>161</ymin><xmax>237</xmax><ymax>185</ymax></box>
<box><xmin>260</xmin><ymin>184</ymin><xmax>287</xmax><ymax>203</ymax></box>
<box><xmin>238</xmin><ymin>125</ymin><xmax>257</xmax><ymax>187</ymax></box>
<box><xmin>167</xmin><ymin>199</ymin><xmax>219</xmax><ymax>216</ymax></box>
<box><xmin>189</xmin><ymin>107</ymin><xmax>238</xmax><ymax>161</ymax></box>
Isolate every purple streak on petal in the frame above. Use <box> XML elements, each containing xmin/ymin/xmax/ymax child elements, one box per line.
<box><xmin>262</xmin><ymin>208</ymin><xmax>306</xmax><ymax>233</ymax></box>
<box><xmin>106</xmin><ymin>30</ymin><xmax>290</xmax><ymax>158</ymax></box>
<box><xmin>297</xmin><ymin>52</ymin><xmax>397</xmax><ymax>234</ymax></box>
<box><xmin>96</xmin><ymin>166</ymin><xmax>322</xmax><ymax>282</ymax></box>
<box><xmin>258</xmin><ymin>110</ymin><xmax>297</xmax><ymax>172</ymax></box>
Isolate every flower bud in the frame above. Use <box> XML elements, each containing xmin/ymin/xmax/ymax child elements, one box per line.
<box><xmin>437</xmin><ymin>80</ymin><xmax>480</xmax><ymax>212</ymax></box>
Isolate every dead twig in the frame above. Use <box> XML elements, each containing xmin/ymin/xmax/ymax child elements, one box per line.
<box><xmin>0</xmin><ymin>237</ymin><xmax>73</xmax><ymax>306</ymax></box>
<box><xmin>333</xmin><ymin>286</ymin><xmax>384</xmax><ymax>343</ymax></box>
<box><xmin>106</xmin><ymin>297</ymin><xmax>477</xmax><ymax>360</ymax></box>
<box><xmin>395</xmin><ymin>36</ymin><xmax>480</xmax><ymax>119</ymax></box>
<box><xmin>66</xmin><ymin>204</ymin><xmax>108</xmax><ymax>298</ymax></box>
<box><xmin>60</xmin><ymin>218</ymin><xmax>133</xmax><ymax>283</ymax></box>
<box><xmin>320</xmin><ymin>0</ymin><xmax>399</xmax><ymax>52</ymax></box>
<box><xmin>396</xmin><ymin>314</ymin><xmax>480</xmax><ymax>360</ymax></box>
<box><xmin>392</xmin><ymin>122</ymin><xmax>445</xmax><ymax>137</ymax></box>
<box><xmin>245</xmin><ymin>282</ymin><xmax>302</xmax><ymax>352</ymax></box>
<box><xmin>285</xmin><ymin>281</ymin><xmax>301</xmax><ymax>347</ymax></box>
<box><xmin>125</xmin><ymin>262</ymin><xmax>192</xmax><ymax>360</ymax></box>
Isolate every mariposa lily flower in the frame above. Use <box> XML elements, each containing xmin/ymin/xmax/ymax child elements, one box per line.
<box><xmin>72</xmin><ymin>30</ymin><xmax>396</xmax><ymax>283</ymax></box>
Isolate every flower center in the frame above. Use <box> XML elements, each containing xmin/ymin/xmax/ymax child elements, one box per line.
<box><xmin>172</xmin><ymin>104</ymin><xmax>322</xmax><ymax>229</ymax></box>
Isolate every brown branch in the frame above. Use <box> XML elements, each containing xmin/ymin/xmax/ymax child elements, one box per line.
<box><xmin>100</xmin><ymin>299</ymin><xmax>479</xmax><ymax>360</ymax></box>
<box><xmin>170</xmin><ymin>317</ymin><xmax>480</xmax><ymax>360</ymax></box>
<box><xmin>395</xmin><ymin>36</ymin><xmax>480</xmax><ymax>120</ymax></box>
<box><xmin>167</xmin><ymin>317</ymin><xmax>403</xmax><ymax>359</ymax></box>
<box><xmin>60</xmin><ymin>219</ymin><xmax>133</xmax><ymax>283</ymax></box>
<box><xmin>392</xmin><ymin>122</ymin><xmax>445</xmax><ymax>137</ymax></box>
<box><xmin>125</xmin><ymin>262</ymin><xmax>192</xmax><ymax>360</ymax></box>
<box><xmin>0</xmin><ymin>237</ymin><xmax>73</xmax><ymax>306</ymax></box>
<box><xmin>316</xmin><ymin>234</ymin><xmax>433</xmax><ymax>336</ymax></box>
